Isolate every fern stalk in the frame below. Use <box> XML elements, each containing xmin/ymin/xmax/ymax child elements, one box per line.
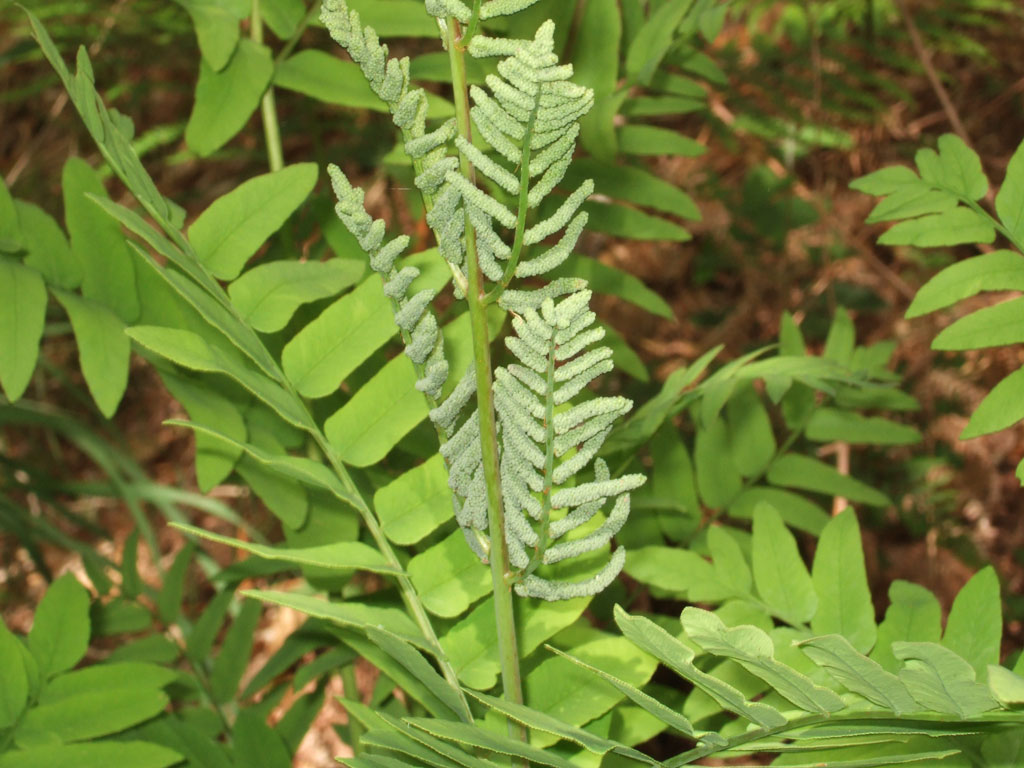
<box><xmin>445</xmin><ymin>14</ymin><xmax>528</xmax><ymax>740</ymax></box>
<box><xmin>250</xmin><ymin>0</ymin><xmax>284</xmax><ymax>172</ymax></box>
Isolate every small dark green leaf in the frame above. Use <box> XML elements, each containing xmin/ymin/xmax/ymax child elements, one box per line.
<box><xmin>942</xmin><ymin>566</ymin><xmax>1001</xmax><ymax>680</ymax></box>
<box><xmin>185</xmin><ymin>38</ymin><xmax>274</xmax><ymax>157</ymax></box>
<box><xmin>27</xmin><ymin>573</ymin><xmax>90</xmax><ymax>680</ymax></box>
<box><xmin>0</xmin><ymin>259</ymin><xmax>46</xmax><ymax>403</ymax></box>
<box><xmin>52</xmin><ymin>291</ymin><xmax>130</xmax><ymax>418</ymax></box>
<box><xmin>767</xmin><ymin>453</ymin><xmax>891</xmax><ymax>507</ymax></box>
<box><xmin>751</xmin><ymin>503</ymin><xmax>817</xmax><ymax>625</ymax></box>
<box><xmin>210</xmin><ymin>598</ymin><xmax>263</xmax><ymax>703</ymax></box>
<box><xmin>157</xmin><ymin>543</ymin><xmax>195</xmax><ymax>625</ymax></box>
<box><xmin>933</xmin><ymin>297</ymin><xmax>1024</xmax><ymax>351</ymax></box>
<box><xmin>811</xmin><ymin>509</ymin><xmax>877</xmax><ymax>653</ymax></box>
<box><xmin>190</xmin><ymin>163</ymin><xmax>318</xmax><ymax>280</ymax></box>
<box><xmin>0</xmin><ymin>623</ymin><xmax>28</xmax><ymax>728</ymax></box>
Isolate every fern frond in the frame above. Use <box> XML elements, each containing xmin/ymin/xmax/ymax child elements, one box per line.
<box><xmin>444</xmin><ymin>290</ymin><xmax>643</xmax><ymax>601</ymax></box>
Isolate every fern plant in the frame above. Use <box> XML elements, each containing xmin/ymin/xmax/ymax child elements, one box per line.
<box><xmin>17</xmin><ymin>3</ymin><xmax>1024</xmax><ymax>767</ymax></box>
<box><xmin>852</xmin><ymin>133</ymin><xmax>1024</xmax><ymax>485</ymax></box>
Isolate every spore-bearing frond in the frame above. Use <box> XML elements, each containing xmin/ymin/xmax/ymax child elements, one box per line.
<box><xmin>327</xmin><ymin>165</ymin><xmax>449</xmax><ymax>401</ymax></box>
<box><xmin>447</xmin><ymin>290</ymin><xmax>643</xmax><ymax>601</ymax></box>
<box><xmin>321</xmin><ymin>0</ymin><xmax>469</xmax><ymax>288</ymax></box>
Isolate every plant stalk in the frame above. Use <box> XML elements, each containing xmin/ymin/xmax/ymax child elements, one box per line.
<box><xmin>446</xmin><ymin>15</ymin><xmax>528</xmax><ymax>747</ymax></box>
<box><xmin>251</xmin><ymin>0</ymin><xmax>285</xmax><ymax>172</ymax></box>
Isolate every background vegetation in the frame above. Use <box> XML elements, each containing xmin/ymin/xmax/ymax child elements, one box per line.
<box><xmin>2</xmin><ymin>0</ymin><xmax>1024</xmax><ymax>765</ymax></box>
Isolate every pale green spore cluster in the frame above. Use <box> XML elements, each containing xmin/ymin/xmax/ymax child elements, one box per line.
<box><xmin>495</xmin><ymin>291</ymin><xmax>645</xmax><ymax>600</ymax></box>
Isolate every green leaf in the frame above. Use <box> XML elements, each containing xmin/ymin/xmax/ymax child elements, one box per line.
<box><xmin>797</xmin><ymin>635</ymin><xmax>917</xmax><ymax>713</ymax></box>
<box><xmin>229</xmin><ymin>258</ymin><xmax>363</xmax><ymax>333</ymax></box>
<box><xmin>618</xmin><ymin>125</ymin><xmax>705</xmax><ymax>158</ymax></box>
<box><xmin>344</xmin><ymin>0</ymin><xmax>440</xmax><ymax>37</ymax></box>
<box><xmin>550</xmin><ymin>254</ymin><xmax>674</xmax><ymax>320</ymax></box>
<box><xmin>0</xmin><ymin>623</ymin><xmax>28</xmax><ymax>728</ymax></box>
<box><xmin>708</xmin><ymin>526</ymin><xmax>751</xmax><ymax>597</ymax></box>
<box><xmin>209</xmin><ymin>598</ymin><xmax>262</xmax><ymax>703</ymax></box>
<box><xmin>62</xmin><ymin>156</ymin><xmax>139</xmax><ymax>321</ymax></box>
<box><xmin>806</xmin><ymin>408</ymin><xmax>921</xmax><ymax>446</ymax></box>
<box><xmin>0</xmin><ymin>176</ymin><xmax>21</xmax><ymax>252</ymax></box>
<box><xmin>174</xmin><ymin>0</ymin><xmax>242</xmax><ymax>71</ymax></box>
<box><xmin>604</xmin><ymin>345</ymin><xmax>720</xmax><ymax>454</ymax></box>
<box><xmin>15</xmin><ymin>688</ymin><xmax>169</xmax><ymax>744</ymax></box>
<box><xmin>916</xmin><ymin>134</ymin><xmax>989</xmax><ymax>201</ymax></box>
<box><xmin>565</xmin><ymin>159</ymin><xmax>701</xmax><ymax>221</ymax></box>
<box><xmin>751</xmin><ymin>502</ymin><xmax>817</xmax><ymax>625</ymax></box>
<box><xmin>325</xmin><ymin>352</ymin><xmax>428</xmax><ymax>467</ymax></box>
<box><xmin>157</xmin><ymin>542</ymin><xmax>194</xmax><ymax>624</ymax></box>
<box><xmin>14</xmin><ymin>200</ymin><xmax>78</xmax><ymax>290</ymax></box>
<box><xmin>441</xmin><ymin>596</ymin><xmax>588</xmax><ymax>690</ymax></box>
<box><xmin>573</xmin><ymin>0</ymin><xmax>621</xmax><ymax>161</ymax></box>
<box><xmin>767</xmin><ymin>453</ymin><xmax>892</xmax><ymax>507</ymax></box>
<box><xmin>625</xmin><ymin>0</ymin><xmax>697</xmax><ymax>86</ymax></box>
<box><xmin>725</xmin><ymin>384</ymin><xmax>776</xmax><ymax>477</ymax></box>
<box><xmin>871</xmin><ymin>580</ymin><xmax>942</xmax><ymax>674</ymax></box>
<box><xmin>161</xmin><ymin>372</ymin><xmax>246</xmax><ymax>492</ymax></box>
<box><xmin>812</xmin><ymin>509</ymin><xmax>877</xmax><ymax>653</ymax></box>
<box><xmin>613</xmin><ymin>606</ymin><xmax>786</xmax><ymax>729</ymax></box>
<box><xmin>283</xmin><ymin>250</ymin><xmax>450</xmax><ymax>398</ymax></box>
<box><xmin>244</xmin><ymin>590</ymin><xmax>427</xmax><ymax>649</ymax></box>
<box><xmin>407</xmin><ymin>530</ymin><xmax>490</xmax><ymax>618</ymax></box>
<box><xmin>190</xmin><ymin>163</ymin><xmax>318</xmax><ymax>280</ymax></box>
<box><xmin>283</xmin><ymin>276</ymin><xmax>398</xmax><ymax>398</ymax></box>
<box><xmin>997</xmin><ymin>138</ymin><xmax>1024</xmax><ymax>245</ymax></box>
<box><xmin>681</xmin><ymin>608</ymin><xmax>846</xmax><ymax>714</ymax></box>
<box><xmin>406</xmin><ymin>718</ymin><xmax>577</xmax><ymax>768</ymax></box>
<box><xmin>174</xmin><ymin>523</ymin><xmax>400</xmax><ymax>574</ymax></box>
<box><xmin>275</xmin><ymin>50</ymin><xmax>453</xmax><ymax>119</ymax></box>
<box><xmin>0</xmin><ymin>741</ymin><xmax>181</xmax><ymax>768</ymax></box>
<box><xmin>467</xmin><ymin>690</ymin><xmax>655</xmax><ymax>764</ymax></box>
<box><xmin>823</xmin><ymin>308</ymin><xmax>855</xmax><ymax>365</ymax></box>
<box><xmin>579</xmin><ymin>200</ymin><xmax>692</xmax><ymax>242</ymax></box>
<box><xmin>908</xmin><ymin>251</ymin><xmax>1024</xmax><ymax>319</ymax></box>
<box><xmin>187</xmin><ymin>590</ymin><xmax>234</xmax><ymax>663</ymax></box>
<box><xmin>877</xmin><ymin>207</ymin><xmax>995</xmax><ymax>247</ymax></box>
<box><xmin>624</xmin><ymin>546</ymin><xmax>716</xmax><ymax>599</ymax></box>
<box><xmin>233</xmin><ymin>709</ymin><xmax>293</xmax><ymax>768</ymax></box>
<box><xmin>185</xmin><ymin>38</ymin><xmax>274</xmax><ymax>157</ymax></box>
<box><xmin>0</xmin><ymin>259</ymin><xmax>47</xmax><ymax>403</ymax></box>
<box><xmin>514</xmin><ymin>636</ymin><xmax>658</xmax><ymax>749</ymax></box>
<box><xmin>366</xmin><ymin>628</ymin><xmax>466</xmax><ymax>720</ymax></box>
<box><xmin>933</xmin><ymin>297</ymin><xmax>1024</xmax><ymax>351</ymax></box>
<box><xmin>52</xmin><ymin>291</ymin><xmax>130</xmax><ymax>418</ymax></box>
<box><xmin>27</xmin><ymin>573</ymin><xmax>90</xmax><ymax>680</ymax></box>
<box><xmin>866</xmin><ymin>185</ymin><xmax>958</xmax><ymax>224</ymax></box>
<box><xmin>942</xmin><ymin>566</ymin><xmax>1001</xmax><ymax>680</ymax></box>
<box><xmin>988</xmin><ymin>664</ymin><xmax>1024</xmax><ymax>708</ymax></box>
<box><xmin>545</xmin><ymin>646</ymin><xmax>699</xmax><ymax>739</ymax></box>
<box><xmin>893</xmin><ymin>641</ymin><xmax>998</xmax><ymax>717</ymax></box>
<box><xmin>851</xmin><ymin>165</ymin><xmax>922</xmax><ymax>196</ymax></box>
<box><xmin>965</xmin><ymin>368</ymin><xmax>1024</xmax><ymax>438</ymax></box>
<box><xmin>127</xmin><ymin>325</ymin><xmax>310</xmax><ymax>429</ymax></box>
<box><xmin>236</xmin><ymin>427</ymin><xmax>309</xmax><ymax>529</ymax></box>
<box><xmin>375</xmin><ymin>454</ymin><xmax>453</xmax><ymax>546</ymax></box>
<box><xmin>728</xmin><ymin>487</ymin><xmax>829</xmax><ymax>536</ymax></box>
<box><xmin>39</xmin><ymin>662</ymin><xmax>178</xmax><ymax>703</ymax></box>
<box><xmin>694</xmin><ymin>416</ymin><xmax>742</xmax><ymax>509</ymax></box>
<box><xmin>166</xmin><ymin>419</ymin><xmax>366</xmax><ymax>514</ymax></box>
<box><xmin>260</xmin><ymin>0</ymin><xmax>305</xmax><ymax>39</ymax></box>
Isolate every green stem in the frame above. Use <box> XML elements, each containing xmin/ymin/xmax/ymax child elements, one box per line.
<box><xmin>484</xmin><ymin>101</ymin><xmax>538</xmax><ymax>305</ymax></box>
<box><xmin>446</xmin><ymin>16</ymin><xmax>528</xmax><ymax>747</ymax></box>
<box><xmin>251</xmin><ymin>0</ymin><xmax>284</xmax><ymax>172</ymax></box>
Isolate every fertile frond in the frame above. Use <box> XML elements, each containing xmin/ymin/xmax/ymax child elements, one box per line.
<box><xmin>327</xmin><ymin>165</ymin><xmax>449</xmax><ymax>401</ymax></box>
<box><xmin>447</xmin><ymin>290</ymin><xmax>644</xmax><ymax>600</ymax></box>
